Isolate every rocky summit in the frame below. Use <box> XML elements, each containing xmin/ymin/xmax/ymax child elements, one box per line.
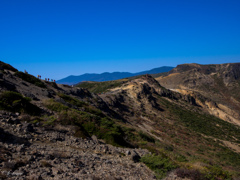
<box><xmin>0</xmin><ymin>61</ymin><xmax>240</xmax><ymax>179</ymax></box>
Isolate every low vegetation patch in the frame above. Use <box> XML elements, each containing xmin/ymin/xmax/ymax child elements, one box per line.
<box><xmin>58</xmin><ymin>93</ymin><xmax>105</xmax><ymax>117</ymax></box>
<box><xmin>141</xmin><ymin>154</ymin><xmax>177</xmax><ymax>179</ymax></box>
<box><xmin>204</xmin><ymin>165</ymin><xmax>232</xmax><ymax>180</ymax></box>
<box><xmin>39</xmin><ymin>93</ymin><xmax>240</xmax><ymax>178</ymax></box>
<box><xmin>58</xmin><ymin>93</ymin><xmax>88</xmax><ymax>107</ymax></box>
<box><xmin>176</xmin><ymin>108</ymin><xmax>240</xmax><ymax>143</ymax></box>
<box><xmin>76</xmin><ymin>79</ymin><xmax>128</xmax><ymax>93</ymax></box>
<box><xmin>175</xmin><ymin>168</ymin><xmax>204</xmax><ymax>180</ymax></box>
<box><xmin>14</xmin><ymin>71</ymin><xmax>46</xmax><ymax>88</ymax></box>
<box><xmin>43</xmin><ymin>98</ymin><xmax>134</xmax><ymax>147</ymax></box>
<box><xmin>0</xmin><ymin>91</ymin><xmax>41</xmax><ymax>115</ymax></box>
<box><xmin>43</xmin><ymin>99</ymin><xmax>69</xmax><ymax>112</ymax></box>
<box><xmin>60</xmin><ymin>110</ymin><xmax>133</xmax><ymax>147</ymax></box>
<box><xmin>160</xmin><ymin>97</ymin><xmax>240</xmax><ymax>143</ymax></box>
<box><xmin>139</xmin><ymin>131</ymin><xmax>155</xmax><ymax>143</ymax></box>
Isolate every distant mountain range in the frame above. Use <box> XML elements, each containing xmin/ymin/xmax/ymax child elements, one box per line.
<box><xmin>56</xmin><ymin>66</ymin><xmax>174</xmax><ymax>85</ymax></box>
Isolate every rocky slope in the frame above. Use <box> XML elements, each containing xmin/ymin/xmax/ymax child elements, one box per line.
<box><xmin>156</xmin><ymin>63</ymin><xmax>240</xmax><ymax>126</ymax></box>
<box><xmin>0</xmin><ymin>111</ymin><xmax>155</xmax><ymax>180</ymax></box>
<box><xmin>0</xmin><ymin>62</ymin><xmax>156</xmax><ymax>179</ymax></box>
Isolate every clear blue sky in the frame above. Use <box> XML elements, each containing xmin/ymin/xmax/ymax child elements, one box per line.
<box><xmin>0</xmin><ymin>0</ymin><xmax>239</xmax><ymax>80</ymax></box>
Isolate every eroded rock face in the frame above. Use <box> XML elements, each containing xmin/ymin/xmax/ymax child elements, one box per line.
<box><xmin>156</xmin><ymin>63</ymin><xmax>240</xmax><ymax>126</ymax></box>
<box><xmin>0</xmin><ymin>111</ymin><xmax>156</xmax><ymax>180</ymax></box>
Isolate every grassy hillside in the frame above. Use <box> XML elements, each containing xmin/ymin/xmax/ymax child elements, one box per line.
<box><xmin>1</xmin><ymin>87</ymin><xmax>240</xmax><ymax>179</ymax></box>
<box><xmin>129</xmin><ymin>94</ymin><xmax>240</xmax><ymax>179</ymax></box>
<box><xmin>42</xmin><ymin>92</ymin><xmax>240</xmax><ymax>179</ymax></box>
<box><xmin>76</xmin><ymin>79</ymin><xmax>129</xmax><ymax>93</ymax></box>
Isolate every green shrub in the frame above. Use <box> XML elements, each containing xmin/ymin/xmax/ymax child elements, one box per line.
<box><xmin>74</xmin><ymin>126</ymin><xmax>89</xmax><ymax>139</ymax></box>
<box><xmin>43</xmin><ymin>99</ymin><xmax>69</xmax><ymax>112</ymax></box>
<box><xmin>176</xmin><ymin>168</ymin><xmax>204</xmax><ymax>180</ymax></box>
<box><xmin>58</xmin><ymin>93</ymin><xmax>87</xmax><ymax>107</ymax></box>
<box><xmin>204</xmin><ymin>165</ymin><xmax>232</xmax><ymax>180</ymax></box>
<box><xmin>58</xmin><ymin>93</ymin><xmax>105</xmax><ymax>117</ymax></box>
<box><xmin>46</xmin><ymin>81</ymin><xmax>58</xmax><ymax>88</ymax></box>
<box><xmin>43</xmin><ymin>98</ymin><xmax>134</xmax><ymax>147</ymax></box>
<box><xmin>85</xmin><ymin>106</ymin><xmax>105</xmax><ymax>117</ymax></box>
<box><xmin>139</xmin><ymin>131</ymin><xmax>155</xmax><ymax>143</ymax></box>
<box><xmin>175</xmin><ymin>154</ymin><xmax>187</xmax><ymax>162</ymax></box>
<box><xmin>14</xmin><ymin>71</ymin><xmax>46</xmax><ymax>88</ymax></box>
<box><xmin>164</xmin><ymin>145</ymin><xmax>174</xmax><ymax>152</ymax></box>
<box><xmin>141</xmin><ymin>154</ymin><xmax>177</xmax><ymax>179</ymax></box>
<box><xmin>82</xmin><ymin>121</ymin><xmax>96</xmax><ymax>134</ymax></box>
<box><xmin>160</xmin><ymin>96</ymin><xmax>240</xmax><ymax>143</ymax></box>
<box><xmin>0</xmin><ymin>91</ymin><xmax>41</xmax><ymax>115</ymax></box>
<box><xmin>76</xmin><ymin>80</ymin><xmax>127</xmax><ymax>93</ymax></box>
<box><xmin>56</xmin><ymin>109</ymin><xmax>86</xmax><ymax>125</ymax></box>
<box><xmin>57</xmin><ymin>109</ymin><xmax>132</xmax><ymax>147</ymax></box>
<box><xmin>42</xmin><ymin>115</ymin><xmax>56</xmax><ymax>126</ymax></box>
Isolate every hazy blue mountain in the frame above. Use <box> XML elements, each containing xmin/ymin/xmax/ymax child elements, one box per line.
<box><xmin>57</xmin><ymin>66</ymin><xmax>174</xmax><ymax>85</ymax></box>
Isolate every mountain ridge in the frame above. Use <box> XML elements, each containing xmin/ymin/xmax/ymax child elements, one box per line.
<box><xmin>56</xmin><ymin>66</ymin><xmax>174</xmax><ymax>85</ymax></box>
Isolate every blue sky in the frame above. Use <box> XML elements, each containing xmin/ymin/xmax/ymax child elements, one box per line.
<box><xmin>0</xmin><ymin>0</ymin><xmax>239</xmax><ymax>80</ymax></box>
